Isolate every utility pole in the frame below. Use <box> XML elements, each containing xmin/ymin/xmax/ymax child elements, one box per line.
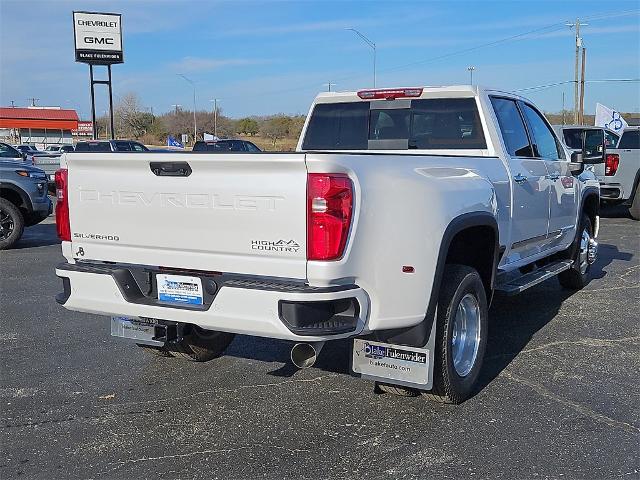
<box><xmin>566</xmin><ymin>19</ymin><xmax>588</xmax><ymax>124</ymax></box>
<box><xmin>467</xmin><ymin>66</ymin><xmax>476</xmax><ymax>85</ymax></box>
<box><xmin>579</xmin><ymin>47</ymin><xmax>587</xmax><ymax>125</ymax></box>
<box><xmin>104</xmin><ymin>110</ymin><xmax>110</xmax><ymax>139</ymax></box>
<box><xmin>323</xmin><ymin>81</ymin><xmax>335</xmax><ymax>92</ymax></box>
<box><xmin>209</xmin><ymin>99</ymin><xmax>219</xmax><ymax>137</ymax></box>
<box><xmin>27</xmin><ymin>97</ymin><xmax>39</xmax><ymax>107</ymax></box>
<box><xmin>9</xmin><ymin>100</ymin><xmax>15</xmax><ymax>108</ymax></box>
<box><xmin>562</xmin><ymin>92</ymin><xmax>566</xmax><ymax>125</ymax></box>
<box><xmin>177</xmin><ymin>74</ymin><xmax>197</xmax><ymax>140</ymax></box>
<box><xmin>347</xmin><ymin>28</ymin><xmax>376</xmax><ymax>87</ymax></box>
<box><xmin>172</xmin><ymin>104</ymin><xmax>181</xmax><ymax>115</ymax></box>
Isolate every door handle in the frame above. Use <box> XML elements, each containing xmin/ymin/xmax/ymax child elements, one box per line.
<box><xmin>547</xmin><ymin>172</ymin><xmax>560</xmax><ymax>181</ymax></box>
<box><xmin>513</xmin><ymin>173</ymin><xmax>528</xmax><ymax>184</ymax></box>
<box><xmin>149</xmin><ymin>162</ymin><xmax>192</xmax><ymax>177</ymax></box>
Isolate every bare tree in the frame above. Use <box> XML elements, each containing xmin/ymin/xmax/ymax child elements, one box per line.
<box><xmin>115</xmin><ymin>93</ymin><xmax>154</xmax><ymax>139</ymax></box>
<box><xmin>261</xmin><ymin>116</ymin><xmax>290</xmax><ymax>147</ymax></box>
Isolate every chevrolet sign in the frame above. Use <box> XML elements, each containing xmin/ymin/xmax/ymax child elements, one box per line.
<box><xmin>73</xmin><ymin>11</ymin><xmax>123</xmax><ymax>64</ymax></box>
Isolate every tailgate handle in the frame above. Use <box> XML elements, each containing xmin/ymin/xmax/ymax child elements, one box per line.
<box><xmin>150</xmin><ymin>162</ymin><xmax>192</xmax><ymax>177</ymax></box>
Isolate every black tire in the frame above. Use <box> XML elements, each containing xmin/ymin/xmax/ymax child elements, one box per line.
<box><xmin>629</xmin><ymin>184</ymin><xmax>640</xmax><ymax>221</ymax></box>
<box><xmin>136</xmin><ymin>344</ymin><xmax>175</xmax><ymax>358</ymax></box>
<box><xmin>422</xmin><ymin>264</ymin><xmax>488</xmax><ymax>404</ymax></box>
<box><xmin>0</xmin><ymin>198</ymin><xmax>25</xmax><ymax>250</ymax></box>
<box><xmin>558</xmin><ymin>214</ymin><xmax>593</xmax><ymax>290</ymax></box>
<box><xmin>169</xmin><ymin>325</ymin><xmax>235</xmax><ymax>362</ymax></box>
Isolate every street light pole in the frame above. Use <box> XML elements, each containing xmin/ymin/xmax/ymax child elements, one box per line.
<box><xmin>347</xmin><ymin>28</ymin><xmax>376</xmax><ymax>87</ymax></box>
<box><xmin>209</xmin><ymin>99</ymin><xmax>219</xmax><ymax>137</ymax></box>
<box><xmin>177</xmin><ymin>73</ymin><xmax>197</xmax><ymax>140</ymax></box>
<box><xmin>323</xmin><ymin>82</ymin><xmax>336</xmax><ymax>92</ymax></box>
<box><xmin>467</xmin><ymin>66</ymin><xmax>475</xmax><ymax>85</ymax></box>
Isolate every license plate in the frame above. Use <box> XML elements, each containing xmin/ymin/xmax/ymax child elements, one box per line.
<box><xmin>156</xmin><ymin>274</ymin><xmax>203</xmax><ymax>305</ymax></box>
<box><xmin>110</xmin><ymin>316</ymin><xmax>162</xmax><ymax>345</ymax></box>
<box><xmin>352</xmin><ymin>339</ymin><xmax>430</xmax><ymax>387</ymax></box>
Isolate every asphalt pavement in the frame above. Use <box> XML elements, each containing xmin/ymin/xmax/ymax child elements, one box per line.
<box><xmin>1</xmin><ymin>208</ymin><xmax>638</xmax><ymax>479</ymax></box>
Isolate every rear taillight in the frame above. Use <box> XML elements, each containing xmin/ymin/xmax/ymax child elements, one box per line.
<box><xmin>307</xmin><ymin>174</ymin><xmax>353</xmax><ymax>261</ymax></box>
<box><xmin>605</xmin><ymin>154</ymin><xmax>619</xmax><ymax>176</ymax></box>
<box><xmin>55</xmin><ymin>169</ymin><xmax>70</xmax><ymax>241</ymax></box>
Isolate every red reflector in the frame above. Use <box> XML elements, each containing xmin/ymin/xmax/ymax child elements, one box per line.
<box><xmin>54</xmin><ymin>169</ymin><xmax>71</xmax><ymax>241</ymax></box>
<box><xmin>605</xmin><ymin>154</ymin><xmax>619</xmax><ymax>176</ymax></box>
<box><xmin>402</xmin><ymin>266</ymin><xmax>415</xmax><ymax>273</ymax></box>
<box><xmin>307</xmin><ymin>174</ymin><xmax>353</xmax><ymax>261</ymax></box>
<box><xmin>357</xmin><ymin>88</ymin><xmax>423</xmax><ymax>100</ymax></box>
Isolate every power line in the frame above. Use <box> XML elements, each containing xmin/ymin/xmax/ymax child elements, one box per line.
<box><xmin>515</xmin><ymin>78</ymin><xmax>640</xmax><ymax>93</ymax></box>
<box><xmin>212</xmin><ymin>8</ymin><xmax>640</xmax><ymax>105</ymax></box>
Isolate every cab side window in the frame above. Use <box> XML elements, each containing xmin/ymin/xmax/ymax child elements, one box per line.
<box><xmin>604</xmin><ymin>131</ymin><xmax>619</xmax><ymax>148</ymax></box>
<box><xmin>0</xmin><ymin>143</ymin><xmax>20</xmax><ymax>158</ymax></box>
<box><xmin>490</xmin><ymin>97</ymin><xmax>533</xmax><ymax>157</ymax></box>
<box><xmin>618</xmin><ymin>130</ymin><xmax>640</xmax><ymax>149</ymax></box>
<box><xmin>115</xmin><ymin>141</ymin><xmax>131</xmax><ymax>152</ymax></box>
<box><xmin>520</xmin><ymin>103</ymin><xmax>563</xmax><ymax>160</ymax></box>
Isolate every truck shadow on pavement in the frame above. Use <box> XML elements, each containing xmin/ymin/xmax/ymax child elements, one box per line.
<box><xmin>470</xmin><ymin>238</ymin><xmax>632</xmax><ymax>398</ymax></box>
<box><xmin>12</xmin><ymin>223</ymin><xmax>61</xmax><ymax>249</ymax></box>
<box><xmin>600</xmin><ymin>204</ymin><xmax>634</xmax><ymax>219</ymax></box>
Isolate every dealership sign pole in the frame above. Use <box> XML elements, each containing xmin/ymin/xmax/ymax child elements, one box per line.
<box><xmin>73</xmin><ymin>11</ymin><xmax>123</xmax><ymax>140</ymax></box>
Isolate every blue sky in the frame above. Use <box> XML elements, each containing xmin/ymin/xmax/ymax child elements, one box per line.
<box><xmin>1</xmin><ymin>0</ymin><xmax>639</xmax><ymax>119</ymax></box>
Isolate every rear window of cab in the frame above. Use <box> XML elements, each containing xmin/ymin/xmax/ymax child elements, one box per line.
<box><xmin>302</xmin><ymin>98</ymin><xmax>486</xmax><ymax>151</ymax></box>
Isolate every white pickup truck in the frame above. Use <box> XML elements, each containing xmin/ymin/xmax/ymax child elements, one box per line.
<box><xmin>597</xmin><ymin>127</ymin><xmax>640</xmax><ymax>219</ymax></box>
<box><xmin>55</xmin><ymin>86</ymin><xmax>602</xmax><ymax>404</ymax></box>
<box><xmin>554</xmin><ymin>125</ymin><xmax>640</xmax><ymax>220</ymax></box>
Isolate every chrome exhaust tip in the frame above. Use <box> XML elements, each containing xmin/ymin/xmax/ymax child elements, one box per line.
<box><xmin>290</xmin><ymin>342</ymin><xmax>325</xmax><ymax>369</ymax></box>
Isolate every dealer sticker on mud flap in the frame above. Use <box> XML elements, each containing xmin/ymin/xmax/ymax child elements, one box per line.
<box><xmin>352</xmin><ymin>339</ymin><xmax>430</xmax><ymax>386</ymax></box>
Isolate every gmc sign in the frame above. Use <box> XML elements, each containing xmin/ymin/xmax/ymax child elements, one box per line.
<box><xmin>73</xmin><ymin>11</ymin><xmax>123</xmax><ymax>65</ymax></box>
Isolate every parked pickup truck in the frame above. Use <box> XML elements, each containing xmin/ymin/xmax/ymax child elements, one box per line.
<box><xmin>54</xmin><ymin>86</ymin><xmax>603</xmax><ymax>403</ymax></box>
<box><xmin>554</xmin><ymin>125</ymin><xmax>640</xmax><ymax>219</ymax></box>
<box><xmin>596</xmin><ymin>127</ymin><xmax>639</xmax><ymax>219</ymax></box>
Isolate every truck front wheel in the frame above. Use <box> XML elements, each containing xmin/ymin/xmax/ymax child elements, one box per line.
<box><xmin>0</xmin><ymin>198</ymin><xmax>25</xmax><ymax>250</ymax></box>
<box><xmin>558</xmin><ymin>214</ymin><xmax>594</xmax><ymax>290</ymax></box>
<box><xmin>170</xmin><ymin>325</ymin><xmax>236</xmax><ymax>362</ymax></box>
<box><xmin>422</xmin><ymin>264</ymin><xmax>488</xmax><ymax>404</ymax></box>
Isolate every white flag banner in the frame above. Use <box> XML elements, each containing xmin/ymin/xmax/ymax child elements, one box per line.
<box><xmin>595</xmin><ymin>103</ymin><xmax>628</xmax><ymax>135</ymax></box>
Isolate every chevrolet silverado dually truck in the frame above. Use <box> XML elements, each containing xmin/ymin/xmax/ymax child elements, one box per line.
<box><xmin>54</xmin><ymin>86</ymin><xmax>603</xmax><ymax>404</ymax></box>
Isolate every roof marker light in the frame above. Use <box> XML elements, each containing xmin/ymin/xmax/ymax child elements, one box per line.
<box><xmin>357</xmin><ymin>88</ymin><xmax>423</xmax><ymax>100</ymax></box>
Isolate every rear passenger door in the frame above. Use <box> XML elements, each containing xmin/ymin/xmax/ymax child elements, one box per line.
<box><xmin>490</xmin><ymin>97</ymin><xmax>550</xmax><ymax>263</ymax></box>
<box><xmin>520</xmin><ymin>102</ymin><xmax>578</xmax><ymax>249</ymax></box>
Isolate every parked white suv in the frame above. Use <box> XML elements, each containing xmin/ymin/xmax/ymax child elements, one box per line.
<box><xmin>54</xmin><ymin>86</ymin><xmax>602</xmax><ymax>403</ymax></box>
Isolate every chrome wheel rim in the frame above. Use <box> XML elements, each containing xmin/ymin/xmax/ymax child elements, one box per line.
<box><xmin>0</xmin><ymin>209</ymin><xmax>14</xmax><ymax>241</ymax></box>
<box><xmin>451</xmin><ymin>293</ymin><xmax>481</xmax><ymax>377</ymax></box>
<box><xmin>578</xmin><ymin>228</ymin><xmax>591</xmax><ymax>274</ymax></box>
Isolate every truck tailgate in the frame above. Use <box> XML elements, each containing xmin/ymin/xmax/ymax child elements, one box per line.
<box><xmin>66</xmin><ymin>153</ymin><xmax>308</xmax><ymax>279</ymax></box>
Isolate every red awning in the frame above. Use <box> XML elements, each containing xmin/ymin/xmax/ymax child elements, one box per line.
<box><xmin>0</xmin><ymin>107</ymin><xmax>79</xmax><ymax>130</ymax></box>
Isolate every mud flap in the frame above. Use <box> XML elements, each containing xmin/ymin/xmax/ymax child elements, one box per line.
<box><xmin>351</xmin><ymin>319</ymin><xmax>437</xmax><ymax>390</ymax></box>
